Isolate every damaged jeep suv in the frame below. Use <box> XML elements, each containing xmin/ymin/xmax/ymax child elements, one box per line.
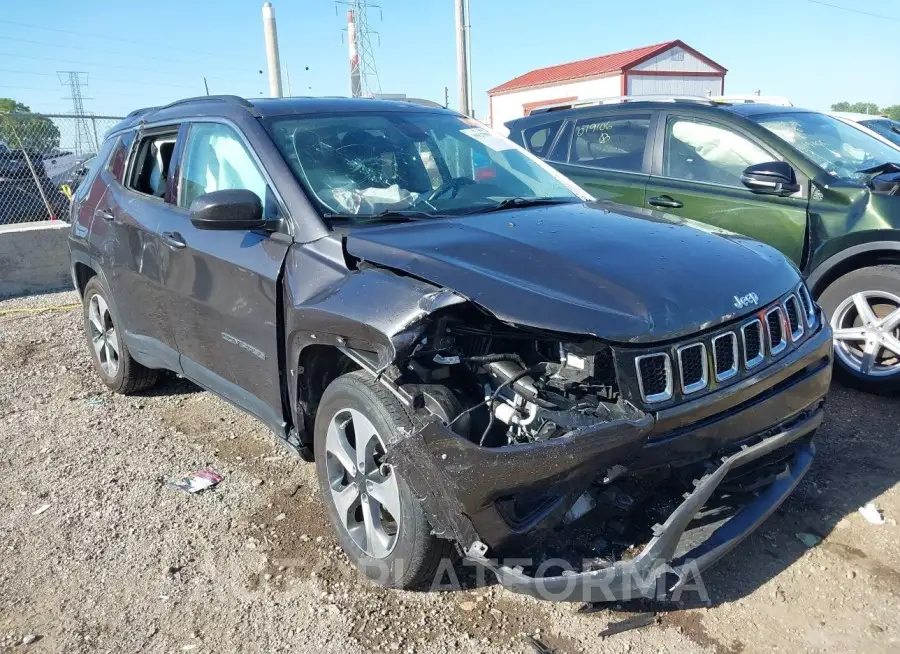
<box><xmin>69</xmin><ymin>96</ymin><xmax>833</xmax><ymax>602</ymax></box>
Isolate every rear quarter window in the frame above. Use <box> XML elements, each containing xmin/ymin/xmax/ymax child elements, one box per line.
<box><xmin>73</xmin><ymin>136</ymin><xmax>118</xmax><ymax>202</ymax></box>
<box><xmin>522</xmin><ymin>120</ymin><xmax>564</xmax><ymax>158</ymax></box>
<box><xmin>106</xmin><ymin>131</ymin><xmax>136</xmax><ymax>183</ymax></box>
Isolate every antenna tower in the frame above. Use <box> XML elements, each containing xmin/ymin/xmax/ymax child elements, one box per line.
<box><xmin>57</xmin><ymin>71</ymin><xmax>97</xmax><ymax>154</ymax></box>
<box><xmin>337</xmin><ymin>1</ymin><xmax>382</xmax><ymax>97</ymax></box>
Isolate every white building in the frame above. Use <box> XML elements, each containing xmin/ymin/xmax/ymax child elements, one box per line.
<box><xmin>487</xmin><ymin>40</ymin><xmax>727</xmax><ymax>128</ymax></box>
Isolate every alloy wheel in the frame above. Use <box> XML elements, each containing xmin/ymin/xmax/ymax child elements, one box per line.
<box><xmin>831</xmin><ymin>290</ymin><xmax>900</xmax><ymax>377</ymax></box>
<box><xmin>88</xmin><ymin>294</ymin><xmax>120</xmax><ymax>378</ymax></box>
<box><xmin>324</xmin><ymin>408</ymin><xmax>400</xmax><ymax>559</ymax></box>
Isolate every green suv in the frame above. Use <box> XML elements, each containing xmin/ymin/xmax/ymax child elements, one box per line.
<box><xmin>508</xmin><ymin>99</ymin><xmax>900</xmax><ymax>392</ymax></box>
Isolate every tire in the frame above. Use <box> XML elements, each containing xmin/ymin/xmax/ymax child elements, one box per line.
<box><xmin>81</xmin><ymin>277</ymin><xmax>159</xmax><ymax>394</ymax></box>
<box><xmin>314</xmin><ymin>371</ymin><xmax>452</xmax><ymax>589</ymax></box>
<box><xmin>818</xmin><ymin>265</ymin><xmax>900</xmax><ymax>393</ymax></box>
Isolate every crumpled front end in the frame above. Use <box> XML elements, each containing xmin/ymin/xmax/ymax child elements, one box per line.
<box><xmin>363</xmin><ymin>278</ymin><xmax>833</xmax><ymax>602</ymax></box>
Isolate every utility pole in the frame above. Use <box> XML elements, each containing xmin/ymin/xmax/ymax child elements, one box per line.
<box><xmin>465</xmin><ymin>0</ymin><xmax>473</xmax><ymax>117</ymax></box>
<box><xmin>347</xmin><ymin>9</ymin><xmax>362</xmax><ymax>98</ymax></box>
<box><xmin>262</xmin><ymin>2</ymin><xmax>284</xmax><ymax>97</ymax></box>
<box><xmin>454</xmin><ymin>0</ymin><xmax>470</xmax><ymax>116</ymax></box>
<box><xmin>444</xmin><ymin>86</ymin><xmax>449</xmax><ymax>108</ymax></box>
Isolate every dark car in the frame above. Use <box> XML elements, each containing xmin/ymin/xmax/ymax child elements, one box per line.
<box><xmin>507</xmin><ymin>98</ymin><xmax>900</xmax><ymax>392</ymax></box>
<box><xmin>0</xmin><ymin>146</ymin><xmax>71</xmax><ymax>223</ymax></box>
<box><xmin>68</xmin><ymin>96</ymin><xmax>832</xmax><ymax>602</ymax></box>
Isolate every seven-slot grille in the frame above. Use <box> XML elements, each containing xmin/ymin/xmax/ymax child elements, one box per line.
<box><xmin>634</xmin><ymin>287</ymin><xmax>818</xmax><ymax>404</ymax></box>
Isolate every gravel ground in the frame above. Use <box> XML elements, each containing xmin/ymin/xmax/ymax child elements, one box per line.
<box><xmin>1</xmin><ymin>290</ymin><xmax>898</xmax><ymax>653</ymax></box>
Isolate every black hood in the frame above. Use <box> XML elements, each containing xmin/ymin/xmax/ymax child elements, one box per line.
<box><xmin>346</xmin><ymin>202</ymin><xmax>801</xmax><ymax>344</ymax></box>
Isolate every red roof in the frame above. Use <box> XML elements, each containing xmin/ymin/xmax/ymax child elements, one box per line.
<box><xmin>488</xmin><ymin>40</ymin><xmax>726</xmax><ymax>95</ymax></box>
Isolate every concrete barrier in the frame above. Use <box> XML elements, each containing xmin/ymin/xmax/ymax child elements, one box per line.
<box><xmin>0</xmin><ymin>221</ymin><xmax>72</xmax><ymax>298</ymax></box>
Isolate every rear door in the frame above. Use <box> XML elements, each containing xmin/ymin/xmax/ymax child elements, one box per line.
<box><xmin>156</xmin><ymin>119</ymin><xmax>291</xmax><ymax>433</ymax></box>
<box><xmin>547</xmin><ymin>111</ymin><xmax>654</xmax><ymax>208</ymax></box>
<box><xmin>644</xmin><ymin>113</ymin><xmax>809</xmax><ymax>264</ymax></box>
<box><xmin>92</xmin><ymin>126</ymin><xmax>183</xmax><ymax>371</ymax></box>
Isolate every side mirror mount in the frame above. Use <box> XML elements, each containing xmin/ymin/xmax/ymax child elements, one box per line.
<box><xmin>741</xmin><ymin>161</ymin><xmax>801</xmax><ymax>196</ymax></box>
<box><xmin>189</xmin><ymin>189</ymin><xmax>266</xmax><ymax>230</ymax></box>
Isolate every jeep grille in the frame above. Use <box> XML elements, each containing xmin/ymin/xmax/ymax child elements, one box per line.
<box><xmin>632</xmin><ymin>283</ymin><xmax>819</xmax><ymax>406</ymax></box>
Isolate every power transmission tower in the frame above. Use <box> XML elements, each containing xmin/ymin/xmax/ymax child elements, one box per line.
<box><xmin>337</xmin><ymin>1</ymin><xmax>382</xmax><ymax>97</ymax></box>
<box><xmin>57</xmin><ymin>71</ymin><xmax>96</xmax><ymax>154</ymax></box>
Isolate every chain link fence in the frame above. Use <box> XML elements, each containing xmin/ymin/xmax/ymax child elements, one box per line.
<box><xmin>0</xmin><ymin>113</ymin><xmax>123</xmax><ymax>225</ymax></box>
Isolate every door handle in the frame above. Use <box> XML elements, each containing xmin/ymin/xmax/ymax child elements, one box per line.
<box><xmin>96</xmin><ymin>209</ymin><xmax>115</xmax><ymax>222</ymax></box>
<box><xmin>648</xmin><ymin>195</ymin><xmax>684</xmax><ymax>209</ymax></box>
<box><xmin>161</xmin><ymin>231</ymin><xmax>187</xmax><ymax>249</ymax></box>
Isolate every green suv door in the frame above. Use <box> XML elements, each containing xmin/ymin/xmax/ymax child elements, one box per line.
<box><xmin>643</xmin><ymin>113</ymin><xmax>809</xmax><ymax>265</ymax></box>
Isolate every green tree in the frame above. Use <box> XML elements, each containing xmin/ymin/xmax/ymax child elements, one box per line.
<box><xmin>830</xmin><ymin>101</ymin><xmax>882</xmax><ymax>115</ymax></box>
<box><xmin>0</xmin><ymin>98</ymin><xmax>61</xmax><ymax>153</ymax></box>
<box><xmin>883</xmin><ymin>105</ymin><xmax>900</xmax><ymax>122</ymax></box>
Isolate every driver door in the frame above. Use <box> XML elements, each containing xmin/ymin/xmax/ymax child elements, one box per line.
<box><xmin>156</xmin><ymin>120</ymin><xmax>291</xmax><ymax>434</ymax></box>
<box><xmin>645</xmin><ymin>114</ymin><xmax>809</xmax><ymax>264</ymax></box>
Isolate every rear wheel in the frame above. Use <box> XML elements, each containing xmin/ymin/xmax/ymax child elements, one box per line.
<box><xmin>81</xmin><ymin>277</ymin><xmax>159</xmax><ymax>394</ymax></box>
<box><xmin>313</xmin><ymin>371</ymin><xmax>451</xmax><ymax>589</ymax></box>
<box><xmin>818</xmin><ymin>265</ymin><xmax>900</xmax><ymax>393</ymax></box>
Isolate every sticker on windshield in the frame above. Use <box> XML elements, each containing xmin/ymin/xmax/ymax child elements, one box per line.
<box><xmin>460</xmin><ymin>127</ymin><xmax>515</xmax><ymax>151</ymax></box>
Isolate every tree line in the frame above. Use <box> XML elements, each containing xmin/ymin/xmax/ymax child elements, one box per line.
<box><xmin>831</xmin><ymin>102</ymin><xmax>900</xmax><ymax>121</ymax></box>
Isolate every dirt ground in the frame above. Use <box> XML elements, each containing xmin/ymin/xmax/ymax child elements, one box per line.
<box><xmin>1</xmin><ymin>290</ymin><xmax>898</xmax><ymax>654</ymax></box>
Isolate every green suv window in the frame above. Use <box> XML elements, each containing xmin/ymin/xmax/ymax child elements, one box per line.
<box><xmin>569</xmin><ymin>115</ymin><xmax>650</xmax><ymax>173</ymax></box>
<box><xmin>664</xmin><ymin>118</ymin><xmax>771</xmax><ymax>187</ymax></box>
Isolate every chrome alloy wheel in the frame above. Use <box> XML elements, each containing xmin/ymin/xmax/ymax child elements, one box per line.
<box><xmin>831</xmin><ymin>291</ymin><xmax>900</xmax><ymax>377</ymax></box>
<box><xmin>324</xmin><ymin>408</ymin><xmax>400</xmax><ymax>559</ymax></box>
<box><xmin>88</xmin><ymin>294</ymin><xmax>120</xmax><ymax>378</ymax></box>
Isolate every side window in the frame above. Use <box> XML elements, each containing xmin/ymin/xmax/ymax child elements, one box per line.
<box><xmin>106</xmin><ymin>131</ymin><xmax>136</xmax><ymax>183</ymax></box>
<box><xmin>178</xmin><ymin>122</ymin><xmax>268</xmax><ymax>211</ymax></box>
<box><xmin>568</xmin><ymin>115</ymin><xmax>650</xmax><ymax>173</ymax></box>
<box><xmin>73</xmin><ymin>135</ymin><xmax>118</xmax><ymax>202</ymax></box>
<box><xmin>126</xmin><ymin>131</ymin><xmax>178</xmax><ymax>199</ymax></box>
<box><xmin>522</xmin><ymin>119</ymin><xmax>563</xmax><ymax>158</ymax></box>
<box><xmin>664</xmin><ymin>118</ymin><xmax>771</xmax><ymax>187</ymax></box>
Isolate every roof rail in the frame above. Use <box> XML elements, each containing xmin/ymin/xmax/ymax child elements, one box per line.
<box><xmin>531</xmin><ymin>94</ymin><xmax>718</xmax><ymax>114</ymax></box>
<box><xmin>124</xmin><ymin>106</ymin><xmax>162</xmax><ymax>119</ymax></box>
<box><xmin>159</xmin><ymin>94</ymin><xmax>254</xmax><ymax>110</ymax></box>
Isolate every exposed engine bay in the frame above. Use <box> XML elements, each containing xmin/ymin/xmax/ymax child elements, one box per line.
<box><xmin>399</xmin><ymin>308</ymin><xmax>623</xmax><ymax>447</ymax></box>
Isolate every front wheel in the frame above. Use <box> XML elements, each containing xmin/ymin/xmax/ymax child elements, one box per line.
<box><xmin>313</xmin><ymin>371</ymin><xmax>451</xmax><ymax>589</ymax></box>
<box><xmin>818</xmin><ymin>265</ymin><xmax>900</xmax><ymax>393</ymax></box>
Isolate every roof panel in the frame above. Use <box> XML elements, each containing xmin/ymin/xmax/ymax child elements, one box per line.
<box><xmin>488</xmin><ymin>40</ymin><xmax>728</xmax><ymax>95</ymax></box>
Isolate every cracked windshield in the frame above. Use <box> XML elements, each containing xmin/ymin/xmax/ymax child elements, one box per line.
<box><xmin>266</xmin><ymin>111</ymin><xmax>585</xmax><ymax>220</ymax></box>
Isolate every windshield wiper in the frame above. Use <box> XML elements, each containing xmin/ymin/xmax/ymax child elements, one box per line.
<box><xmin>324</xmin><ymin>209</ymin><xmax>440</xmax><ymax>224</ymax></box>
<box><xmin>468</xmin><ymin>197</ymin><xmax>578</xmax><ymax>215</ymax></box>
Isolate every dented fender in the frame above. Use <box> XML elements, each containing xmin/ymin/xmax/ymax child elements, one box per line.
<box><xmin>282</xmin><ymin>237</ymin><xmax>467</xmax><ymax>438</ymax></box>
